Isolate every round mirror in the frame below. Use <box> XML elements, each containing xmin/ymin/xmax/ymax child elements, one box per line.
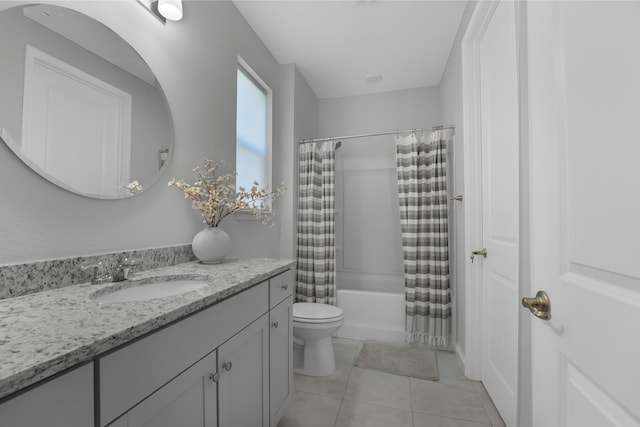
<box><xmin>0</xmin><ymin>4</ymin><xmax>173</xmax><ymax>199</ymax></box>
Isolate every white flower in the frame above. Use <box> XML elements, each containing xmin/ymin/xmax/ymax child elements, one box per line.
<box><xmin>169</xmin><ymin>158</ymin><xmax>286</xmax><ymax>227</ymax></box>
<box><xmin>125</xmin><ymin>180</ymin><xmax>143</xmax><ymax>194</ymax></box>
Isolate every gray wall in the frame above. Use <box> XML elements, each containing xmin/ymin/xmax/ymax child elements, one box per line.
<box><xmin>278</xmin><ymin>64</ymin><xmax>296</xmax><ymax>259</ymax></box>
<box><xmin>277</xmin><ymin>63</ymin><xmax>319</xmax><ymax>258</ymax></box>
<box><xmin>0</xmin><ymin>0</ymin><xmax>295</xmax><ymax>264</ymax></box>
<box><xmin>440</xmin><ymin>1</ymin><xmax>478</xmax><ymax>357</ymax></box>
<box><xmin>292</xmin><ymin>66</ymin><xmax>319</xmax><ymax>257</ymax></box>
<box><xmin>318</xmin><ymin>87</ymin><xmax>441</xmax><ymax>294</ymax></box>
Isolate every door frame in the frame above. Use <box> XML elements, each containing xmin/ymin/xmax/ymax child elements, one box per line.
<box><xmin>461</xmin><ymin>1</ymin><xmax>532</xmax><ymax>426</ymax></box>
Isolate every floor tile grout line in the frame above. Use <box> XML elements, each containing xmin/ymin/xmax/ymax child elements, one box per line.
<box><xmin>408</xmin><ymin>371</ymin><xmax>415</xmax><ymax>427</ymax></box>
<box><xmin>410</xmin><ymin>378</ymin><xmax>494</xmax><ymax>425</ymax></box>
<box><xmin>333</xmin><ymin>349</ymin><xmax>357</xmax><ymax>427</ymax></box>
<box><xmin>283</xmin><ymin>338</ymin><xmax>502</xmax><ymax>427</ymax></box>
<box><xmin>340</xmin><ymin>396</ymin><xmax>413</xmax><ymax>413</ymax></box>
<box><xmin>333</xmin><ymin>346</ymin><xmax>352</xmax><ymax>427</ymax></box>
<box><xmin>474</xmin><ymin>381</ymin><xmax>497</xmax><ymax>426</ymax></box>
<box><xmin>333</xmin><ymin>396</ymin><xmax>345</xmax><ymax>427</ymax></box>
<box><xmin>471</xmin><ymin>380</ymin><xmax>505</xmax><ymax>427</ymax></box>
<box><xmin>413</xmin><ymin>410</ymin><xmax>494</xmax><ymax>427</ymax></box>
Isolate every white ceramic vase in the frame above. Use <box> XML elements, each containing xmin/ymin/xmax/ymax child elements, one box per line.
<box><xmin>191</xmin><ymin>226</ymin><xmax>231</xmax><ymax>264</ymax></box>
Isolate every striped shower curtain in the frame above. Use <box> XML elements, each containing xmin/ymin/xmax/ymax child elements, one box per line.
<box><xmin>296</xmin><ymin>140</ymin><xmax>338</xmax><ymax>305</ymax></box>
<box><xmin>395</xmin><ymin>130</ymin><xmax>452</xmax><ymax>347</ymax></box>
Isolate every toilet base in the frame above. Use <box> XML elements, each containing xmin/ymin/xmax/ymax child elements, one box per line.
<box><xmin>293</xmin><ymin>336</ymin><xmax>336</xmax><ymax>377</ymax></box>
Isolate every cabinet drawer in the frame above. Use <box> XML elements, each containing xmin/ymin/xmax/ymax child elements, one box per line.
<box><xmin>269</xmin><ymin>270</ymin><xmax>294</xmax><ymax>308</ymax></box>
<box><xmin>99</xmin><ymin>281</ymin><xmax>268</xmax><ymax>427</ymax></box>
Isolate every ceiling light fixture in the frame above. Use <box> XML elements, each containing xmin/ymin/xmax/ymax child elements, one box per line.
<box><xmin>158</xmin><ymin>0</ymin><xmax>183</xmax><ymax>21</ymax></box>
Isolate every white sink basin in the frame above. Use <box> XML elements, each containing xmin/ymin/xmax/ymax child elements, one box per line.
<box><xmin>91</xmin><ymin>279</ymin><xmax>210</xmax><ymax>303</ymax></box>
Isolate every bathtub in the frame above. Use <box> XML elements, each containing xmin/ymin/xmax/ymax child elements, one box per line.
<box><xmin>336</xmin><ymin>289</ymin><xmax>406</xmax><ymax>343</ymax></box>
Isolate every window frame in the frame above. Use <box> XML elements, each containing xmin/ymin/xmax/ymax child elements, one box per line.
<box><xmin>236</xmin><ymin>57</ymin><xmax>273</xmax><ymax>214</ymax></box>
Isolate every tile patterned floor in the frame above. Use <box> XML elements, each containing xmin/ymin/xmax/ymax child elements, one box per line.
<box><xmin>277</xmin><ymin>338</ymin><xmax>506</xmax><ymax>427</ymax></box>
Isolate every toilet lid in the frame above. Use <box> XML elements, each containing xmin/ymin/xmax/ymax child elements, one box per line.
<box><xmin>293</xmin><ymin>302</ymin><xmax>343</xmax><ymax>321</ymax></box>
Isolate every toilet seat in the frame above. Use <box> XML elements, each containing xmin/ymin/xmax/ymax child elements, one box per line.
<box><xmin>293</xmin><ymin>302</ymin><xmax>343</xmax><ymax>324</ymax></box>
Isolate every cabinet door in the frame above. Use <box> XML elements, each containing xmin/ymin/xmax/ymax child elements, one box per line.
<box><xmin>218</xmin><ymin>314</ymin><xmax>269</xmax><ymax>427</ymax></box>
<box><xmin>115</xmin><ymin>351</ymin><xmax>217</xmax><ymax>427</ymax></box>
<box><xmin>0</xmin><ymin>363</ymin><xmax>93</xmax><ymax>427</ymax></box>
<box><xmin>269</xmin><ymin>295</ymin><xmax>293</xmax><ymax>427</ymax></box>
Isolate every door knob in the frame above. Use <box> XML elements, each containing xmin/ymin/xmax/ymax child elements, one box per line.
<box><xmin>470</xmin><ymin>248</ymin><xmax>487</xmax><ymax>263</ymax></box>
<box><xmin>522</xmin><ymin>290</ymin><xmax>551</xmax><ymax>320</ymax></box>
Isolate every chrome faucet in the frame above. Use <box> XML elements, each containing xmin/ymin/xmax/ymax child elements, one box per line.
<box><xmin>112</xmin><ymin>257</ymin><xmax>142</xmax><ymax>282</ymax></box>
<box><xmin>80</xmin><ymin>261</ymin><xmax>112</xmax><ymax>285</ymax></box>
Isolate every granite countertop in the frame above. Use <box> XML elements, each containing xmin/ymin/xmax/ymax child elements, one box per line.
<box><xmin>0</xmin><ymin>258</ymin><xmax>296</xmax><ymax>400</ymax></box>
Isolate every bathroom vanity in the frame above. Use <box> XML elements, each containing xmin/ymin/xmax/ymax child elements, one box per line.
<box><xmin>0</xmin><ymin>258</ymin><xmax>295</xmax><ymax>427</ymax></box>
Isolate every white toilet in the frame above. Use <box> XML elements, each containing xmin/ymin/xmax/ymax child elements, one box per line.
<box><xmin>292</xmin><ymin>302</ymin><xmax>344</xmax><ymax>376</ymax></box>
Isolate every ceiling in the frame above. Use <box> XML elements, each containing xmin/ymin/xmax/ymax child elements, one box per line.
<box><xmin>233</xmin><ymin>0</ymin><xmax>467</xmax><ymax>99</ymax></box>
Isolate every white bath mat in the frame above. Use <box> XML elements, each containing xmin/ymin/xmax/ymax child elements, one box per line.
<box><xmin>353</xmin><ymin>340</ymin><xmax>439</xmax><ymax>381</ymax></box>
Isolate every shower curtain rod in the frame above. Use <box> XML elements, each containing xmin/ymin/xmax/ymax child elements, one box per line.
<box><xmin>298</xmin><ymin>124</ymin><xmax>455</xmax><ymax>144</ymax></box>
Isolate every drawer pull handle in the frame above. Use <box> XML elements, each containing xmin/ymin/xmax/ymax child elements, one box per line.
<box><xmin>272</xmin><ymin>321</ymin><xmax>279</xmax><ymax>328</ymax></box>
<box><xmin>222</xmin><ymin>362</ymin><xmax>232</xmax><ymax>371</ymax></box>
<box><xmin>281</xmin><ymin>284</ymin><xmax>288</xmax><ymax>291</ymax></box>
<box><xmin>209</xmin><ymin>372</ymin><xmax>219</xmax><ymax>383</ymax></box>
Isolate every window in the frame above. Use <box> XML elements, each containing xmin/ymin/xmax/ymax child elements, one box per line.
<box><xmin>236</xmin><ymin>62</ymin><xmax>271</xmax><ymax>195</ymax></box>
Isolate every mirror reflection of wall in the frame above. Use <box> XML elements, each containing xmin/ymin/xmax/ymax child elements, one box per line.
<box><xmin>0</xmin><ymin>4</ymin><xmax>173</xmax><ymax>199</ymax></box>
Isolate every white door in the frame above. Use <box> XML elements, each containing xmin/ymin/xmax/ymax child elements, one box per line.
<box><xmin>22</xmin><ymin>45</ymin><xmax>131</xmax><ymax>197</ymax></box>
<box><xmin>473</xmin><ymin>2</ymin><xmax>521</xmax><ymax>426</ymax></box>
<box><xmin>527</xmin><ymin>1</ymin><xmax>640</xmax><ymax>425</ymax></box>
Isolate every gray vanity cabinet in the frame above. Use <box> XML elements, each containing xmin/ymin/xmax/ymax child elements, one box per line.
<box><xmin>107</xmin><ymin>352</ymin><xmax>218</xmax><ymax>427</ymax></box>
<box><xmin>0</xmin><ymin>363</ymin><xmax>94</xmax><ymax>427</ymax></box>
<box><xmin>100</xmin><ymin>282</ymin><xmax>270</xmax><ymax>427</ymax></box>
<box><xmin>101</xmin><ymin>269</ymin><xmax>294</xmax><ymax>427</ymax></box>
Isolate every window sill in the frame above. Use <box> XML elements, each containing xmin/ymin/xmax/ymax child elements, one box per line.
<box><xmin>234</xmin><ymin>209</ymin><xmax>260</xmax><ymax>221</ymax></box>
